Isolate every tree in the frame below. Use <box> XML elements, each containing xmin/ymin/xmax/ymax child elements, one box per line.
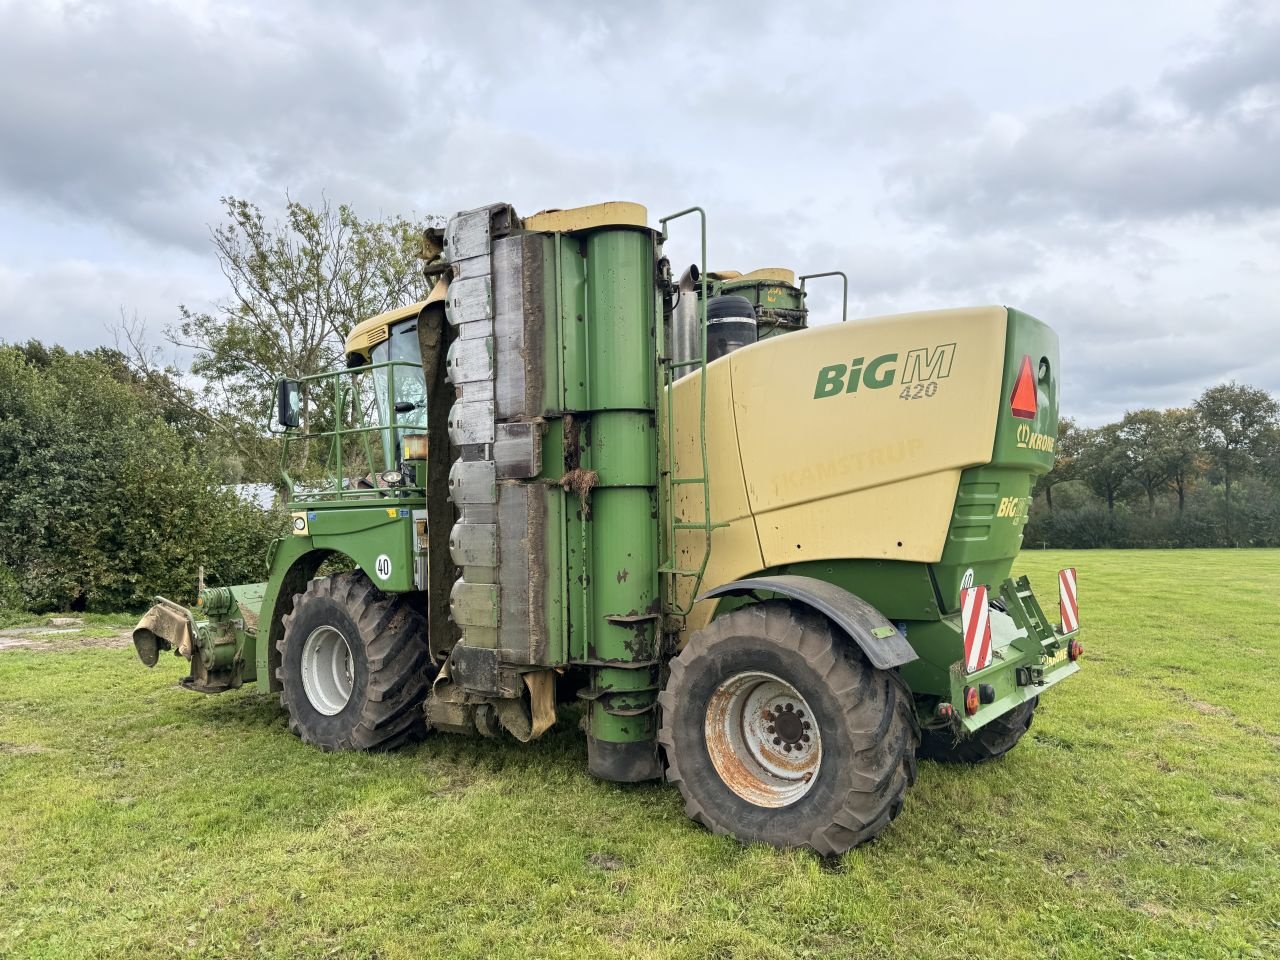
<box><xmin>1035</xmin><ymin>417</ymin><xmax>1084</xmax><ymax>512</ymax></box>
<box><xmin>112</xmin><ymin>312</ymin><xmax>271</xmax><ymax>484</ymax></box>
<box><xmin>1164</xmin><ymin>407</ymin><xmax>1204</xmax><ymax>514</ymax></box>
<box><xmin>1259</xmin><ymin>426</ymin><xmax>1280</xmax><ymax>489</ymax></box>
<box><xmin>168</xmin><ymin>195</ymin><xmax>432</xmax><ymax>480</ymax></box>
<box><xmin>1118</xmin><ymin>409</ymin><xmax>1176</xmax><ymax>515</ymax></box>
<box><xmin>1076</xmin><ymin>424</ymin><xmax>1131</xmax><ymax>518</ymax></box>
<box><xmin>1194</xmin><ymin>382</ymin><xmax>1280</xmax><ymax>543</ymax></box>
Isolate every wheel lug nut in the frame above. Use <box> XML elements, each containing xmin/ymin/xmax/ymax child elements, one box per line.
<box><xmin>801</xmin><ymin>734</ymin><xmax>810</xmax><ymax>743</ymax></box>
<box><xmin>783</xmin><ymin>743</ymin><xmax>792</xmax><ymax>752</ymax></box>
<box><xmin>767</xmin><ymin>725</ymin><xmax>775</xmax><ymax>734</ymax></box>
<box><xmin>773</xmin><ymin>737</ymin><xmax>781</xmax><ymax>746</ymax></box>
<box><xmin>802</xmin><ymin>721</ymin><xmax>811</xmax><ymax>730</ymax></box>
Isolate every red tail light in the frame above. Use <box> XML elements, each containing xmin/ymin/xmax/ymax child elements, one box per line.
<box><xmin>963</xmin><ymin>686</ymin><xmax>980</xmax><ymax>716</ymax></box>
<box><xmin>1010</xmin><ymin>355</ymin><xmax>1037</xmax><ymax>420</ymax></box>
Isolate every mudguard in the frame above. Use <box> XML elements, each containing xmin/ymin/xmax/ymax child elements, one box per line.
<box><xmin>698</xmin><ymin>574</ymin><xmax>918</xmax><ymax>670</ymax></box>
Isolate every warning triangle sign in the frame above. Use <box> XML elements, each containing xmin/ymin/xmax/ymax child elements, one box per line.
<box><xmin>1010</xmin><ymin>355</ymin><xmax>1037</xmax><ymax>420</ymax></box>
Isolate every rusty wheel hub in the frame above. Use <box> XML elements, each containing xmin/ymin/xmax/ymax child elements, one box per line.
<box><xmin>704</xmin><ymin>671</ymin><xmax>821</xmax><ymax>807</ymax></box>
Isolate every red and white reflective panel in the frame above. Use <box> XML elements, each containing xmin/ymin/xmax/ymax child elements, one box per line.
<box><xmin>1059</xmin><ymin>567</ymin><xmax>1079</xmax><ymax>633</ymax></box>
<box><xmin>961</xmin><ymin>584</ymin><xmax>992</xmax><ymax>674</ymax></box>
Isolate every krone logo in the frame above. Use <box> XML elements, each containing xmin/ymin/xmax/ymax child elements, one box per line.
<box><xmin>1016</xmin><ymin>423</ymin><xmax>1055</xmax><ymax>452</ymax></box>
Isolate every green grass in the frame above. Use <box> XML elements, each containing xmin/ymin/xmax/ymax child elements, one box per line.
<box><xmin>1</xmin><ymin>550</ymin><xmax>1278</xmax><ymax>959</ymax></box>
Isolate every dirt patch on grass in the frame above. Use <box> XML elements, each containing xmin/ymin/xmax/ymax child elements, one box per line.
<box><xmin>1161</xmin><ymin>683</ymin><xmax>1280</xmax><ymax>752</ymax></box>
<box><xmin>0</xmin><ymin>741</ymin><xmax>51</xmax><ymax>755</ymax></box>
<box><xmin>1189</xmin><ymin>699</ymin><xmax>1230</xmax><ymax>716</ymax></box>
<box><xmin>0</xmin><ymin>629</ymin><xmax>133</xmax><ymax>653</ymax></box>
<box><xmin>424</xmin><ymin>766</ymin><xmax>480</xmax><ymax>798</ymax></box>
<box><xmin>1162</xmin><ymin>684</ymin><xmax>1234</xmax><ymax>718</ymax></box>
<box><xmin>1241</xmin><ymin>724</ymin><xmax>1280</xmax><ymax>752</ymax></box>
<box><xmin>587</xmin><ymin>852</ymin><xmax>625</xmax><ymax>872</ymax></box>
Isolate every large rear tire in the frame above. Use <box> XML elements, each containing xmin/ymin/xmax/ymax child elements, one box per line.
<box><xmin>658</xmin><ymin>601</ymin><xmax>918</xmax><ymax>855</ymax></box>
<box><xmin>277</xmin><ymin>572</ymin><xmax>431</xmax><ymax>752</ymax></box>
<box><xmin>918</xmin><ymin>697</ymin><xmax>1037</xmax><ymax>764</ymax></box>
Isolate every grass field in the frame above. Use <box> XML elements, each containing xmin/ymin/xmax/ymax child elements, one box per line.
<box><xmin>1</xmin><ymin>551</ymin><xmax>1278</xmax><ymax>959</ymax></box>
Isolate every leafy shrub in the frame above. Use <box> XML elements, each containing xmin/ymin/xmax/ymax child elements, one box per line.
<box><xmin>0</xmin><ymin>347</ymin><xmax>285</xmax><ymax>611</ymax></box>
<box><xmin>0</xmin><ymin>564</ymin><xmax>24</xmax><ymax>611</ymax></box>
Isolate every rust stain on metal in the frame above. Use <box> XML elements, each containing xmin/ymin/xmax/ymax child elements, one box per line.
<box><xmin>237</xmin><ymin>602</ymin><xmax>260</xmax><ymax>633</ymax></box>
<box><xmin>704</xmin><ymin>691</ymin><xmax>761</xmax><ymax>800</ymax></box>
<box><xmin>703</xmin><ymin>677</ymin><xmax>820</xmax><ymax>807</ymax></box>
<box><xmin>563</xmin><ymin>413</ymin><xmax>581</xmax><ymax>465</ymax></box>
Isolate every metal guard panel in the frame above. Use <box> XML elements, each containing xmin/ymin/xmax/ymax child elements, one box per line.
<box><xmin>699</xmin><ymin>574</ymin><xmax>918</xmax><ymax>670</ymax></box>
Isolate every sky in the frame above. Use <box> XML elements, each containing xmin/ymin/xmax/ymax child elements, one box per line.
<box><xmin>0</xmin><ymin>0</ymin><xmax>1275</xmax><ymax>424</ymax></box>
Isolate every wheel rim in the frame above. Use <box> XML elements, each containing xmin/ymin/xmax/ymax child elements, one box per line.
<box><xmin>704</xmin><ymin>671</ymin><xmax>821</xmax><ymax>807</ymax></box>
<box><xmin>300</xmin><ymin>625</ymin><xmax>354</xmax><ymax>716</ymax></box>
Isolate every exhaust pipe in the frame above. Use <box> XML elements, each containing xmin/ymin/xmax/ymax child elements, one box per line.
<box><xmin>671</xmin><ymin>263</ymin><xmax>701</xmax><ymax>372</ymax></box>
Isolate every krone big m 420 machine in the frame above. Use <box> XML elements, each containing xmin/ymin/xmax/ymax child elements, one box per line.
<box><xmin>133</xmin><ymin>201</ymin><xmax>1082</xmax><ymax>854</ymax></box>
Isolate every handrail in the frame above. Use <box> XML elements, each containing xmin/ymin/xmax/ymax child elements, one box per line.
<box><xmin>280</xmin><ymin>358</ymin><xmax>426</xmax><ymax>503</ymax></box>
<box><xmin>798</xmin><ymin>270</ymin><xmax>849</xmax><ymax>323</ymax></box>
<box><xmin>656</xmin><ymin>207</ymin><xmax>716</xmax><ymax>616</ymax></box>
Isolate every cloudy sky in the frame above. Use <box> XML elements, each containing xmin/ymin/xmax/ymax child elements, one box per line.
<box><xmin>0</xmin><ymin>0</ymin><xmax>1275</xmax><ymax>423</ymax></box>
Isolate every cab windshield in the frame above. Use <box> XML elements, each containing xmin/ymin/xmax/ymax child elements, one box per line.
<box><xmin>370</xmin><ymin>319</ymin><xmax>427</xmax><ymax>431</ymax></box>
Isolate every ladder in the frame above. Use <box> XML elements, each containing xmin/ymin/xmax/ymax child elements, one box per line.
<box><xmin>656</xmin><ymin>207</ymin><xmax>722</xmax><ymax>617</ymax></box>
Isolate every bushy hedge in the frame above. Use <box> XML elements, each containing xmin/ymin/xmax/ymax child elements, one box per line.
<box><xmin>1025</xmin><ymin>479</ymin><xmax>1280</xmax><ymax>549</ymax></box>
<box><xmin>0</xmin><ymin>347</ymin><xmax>284</xmax><ymax>612</ymax></box>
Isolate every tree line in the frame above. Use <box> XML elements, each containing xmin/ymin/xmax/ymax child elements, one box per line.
<box><xmin>1027</xmin><ymin>383</ymin><xmax>1280</xmax><ymax>548</ymax></box>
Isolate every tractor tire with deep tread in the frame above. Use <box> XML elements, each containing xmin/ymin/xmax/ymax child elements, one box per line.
<box><xmin>918</xmin><ymin>697</ymin><xmax>1037</xmax><ymax>764</ymax></box>
<box><xmin>277</xmin><ymin>572</ymin><xmax>431</xmax><ymax>752</ymax></box>
<box><xmin>658</xmin><ymin>601</ymin><xmax>919</xmax><ymax>856</ymax></box>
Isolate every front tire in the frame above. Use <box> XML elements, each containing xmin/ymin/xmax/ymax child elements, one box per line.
<box><xmin>277</xmin><ymin>572</ymin><xmax>431</xmax><ymax>751</ymax></box>
<box><xmin>658</xmin><ymin>602</ymin><xmax>918</xmax><ymax>855</ymax></box>
<box><xmin>918</xmin><ymin>697</ymin><xmax>1037</xmax><ymax>763</ymax></box>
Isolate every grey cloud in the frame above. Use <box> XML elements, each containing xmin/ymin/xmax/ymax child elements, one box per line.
<box><xmin>800</xmin><ymin>232</ymin><xmax>1047</xmax><ymax>304</ymax></box>
<box><xmin>1165</xmin><ymin>1</ymin><xmax>1280</xmax><ymax>113</ymax></box>
<box><xmin>0</xmin><ymin>258</ymin><xmax>219</xmax><ymax>354</ymax></box>
<box><xmin>0</xmin><ymin>0</ymin><xmax>727</xmax><ymax>252</ymax></box>
<box><xmin>1015</xmin><ymin>284</ymin><xmax>1278</xmax><ymax>424</ymax></box>
<box><xmin>890</xmin><ymin>95</ymin><xmax>1280</xmax><ymax>229</ymax></box>
<box><xmin>0</xmin><ymin>1</ymin><xmax>417</xmax><ymax>251</ymax></box>
<box><xmin>888</xmin><ymin>5</ymin><xmax>1280</xmax><ymax>230</ymax></box>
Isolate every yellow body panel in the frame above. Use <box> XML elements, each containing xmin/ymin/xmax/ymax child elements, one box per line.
<box><xmin>707</xmin><ymin>267</ymin><xmax>798</xmax><ymax>285</ymax></box>
<box><xmin>754</xmin><ymin>470</ymin><xmax>961</xmax><ymax>565</ymax></box>
<box><xmin>669</xmin><ymin>360</ymin><xmax>763</xmax><ymax>619</ymax></box>
<box><xmin>343</xmin><ymin>278</ymin><xmax>448</xmax><ymax>364</ymax></box>
<box><xmin>673</xmin><ymin>305</ymin><xmax>1009</xmax><ymax>631</ymax></box>
<box><xmin>522</xmin><ymin>201</ymin><xmax>648</xmax><ymax>234</ymax></box>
